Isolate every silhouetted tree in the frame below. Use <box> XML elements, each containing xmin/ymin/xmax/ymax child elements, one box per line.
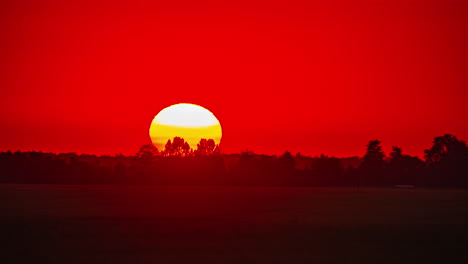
<box><xmin>164</xmin><ymin>137</ymin><xmax>191</xmax><ymax>157</ymax></box>
<box><xmin>424</xmin><ymin>134</ymin><xmax>467</xmax><ymax>164</ymax></box>
<box><xmin>388</xmin><ymin>146</ymin><xmax>424</xmax><ymax>186</ymax></box>
<box><xmin>359</xmin><ymin>140</ymin><xmax>386</xmax><ymax>186</ymax></box>
<box><xmin>182</xmin><ymin>141</ymin><xmax>191</xmax><ymax>156</ymax></box>
<box><xmin>390</xmin><ymin>146</ymin><xmax>403</xmax><ymax>161</ymax></box>
<box><xmin>424</xmin><ymin>134</ymin><xmax>468</xmax><ymax>187</ymax></box>
<box><xmin>388</xmin><ymin>146</ymin><xmax>403</xmax><ymax>175</ymax></box>
<box><xmin>279</xmin><ymin>151</ymin><xmax>295</xmax><ymax>170</ymax></box>
<box><xmin>363</xmin><ymin>140</ymin><xmax>385</xmax><ymax>164</ymax></box>
<box><xmin>137</xmin><ymin>144</ymin><xmax>159</xmax><ymax>160</ymax></box>
<box><xmin>164</xmin><ymin>139</ymin><xmax>173</xmax><ymax>156</ymax></box>
<box><xmin>195</xmin><ymin>139</ymin><xmax>219</xmax><ymax>156</ymax></box>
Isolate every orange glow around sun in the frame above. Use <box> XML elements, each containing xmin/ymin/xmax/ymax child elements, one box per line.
<box><xmin>149</xmin><ymin>103</ymin><xmax>222</xmax><ymax>150</ymax></box>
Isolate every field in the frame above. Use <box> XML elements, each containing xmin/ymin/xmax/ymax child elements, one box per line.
<box><xmin>2</xmin><ymin>184</ymin><xmax>468</xmax><ymax>264</ymax></box>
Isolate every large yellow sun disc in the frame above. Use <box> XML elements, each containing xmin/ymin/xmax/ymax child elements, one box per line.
<box><xmin>149</xmin><ymin>103</ymin><xmax>222</xmax><ymax>150</ymax></box>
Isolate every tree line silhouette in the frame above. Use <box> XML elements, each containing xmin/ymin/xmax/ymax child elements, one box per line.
<box><xmin>1</xmin><ymin>134</ymin><xmax>467</xmax><ymax>188</ymax></box>
<box><xmin>138</xmin><ymin>137</ymin><xmax>220</xmax><ymax>157</ymax></box>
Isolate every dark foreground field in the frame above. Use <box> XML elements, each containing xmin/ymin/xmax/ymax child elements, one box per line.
<box><xmin>2</xmin><ymin>185</ymin><xmax>468</xmax><ymax>264</ymax></box>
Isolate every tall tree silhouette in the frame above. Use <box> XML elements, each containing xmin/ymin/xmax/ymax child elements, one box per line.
<box><xmin>164</xmin><ymin>137</ymin><xmax>191</xmax><ymax>157</ymax></box>
<box><xmin>195</xmin><ymin>139</ymin><xmax>219</xmax><ymax>156</ymax></box>
<box><xmin>362</xmin><ymin>140</ymin><xmax>385</xmax><ymax>166</ymax></box>
<box><xmin>359</xmin><ymin>140</ymin><xmax>386</xmax><ymax>186</ymax></box>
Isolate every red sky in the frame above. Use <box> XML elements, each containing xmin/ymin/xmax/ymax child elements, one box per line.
<box><xmin>2</xmin><ymin>0</ymin><xmax>468</xmax><ymax>157</ymax></box>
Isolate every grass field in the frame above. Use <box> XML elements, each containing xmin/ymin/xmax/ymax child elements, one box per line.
<box><xmin>2</xmin><ymin>184</ymin><xmax>468</xmax><ymax>263</ymax></box>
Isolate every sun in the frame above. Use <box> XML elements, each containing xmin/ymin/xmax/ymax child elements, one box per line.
<box><xmin>149</xmin><ymin>103</ymin><xmax>222</xmax><ymax>151</ymax></box>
